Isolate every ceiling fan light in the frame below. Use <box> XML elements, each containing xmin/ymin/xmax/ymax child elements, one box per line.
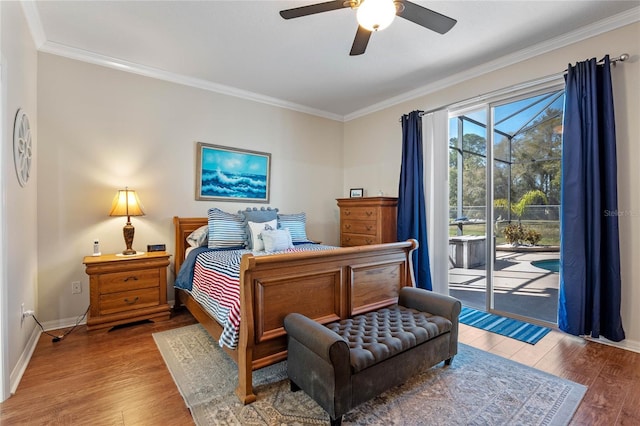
<box><xmin>357</xmin><ymin>0</ymin><xmax>396</xmax><ymax>32</ymax></box>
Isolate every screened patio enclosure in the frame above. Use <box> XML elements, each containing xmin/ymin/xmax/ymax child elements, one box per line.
<box><xmin>447</xmin><ymin>87</ymin><xmax>564</xmax><ymax>326</ymax></box>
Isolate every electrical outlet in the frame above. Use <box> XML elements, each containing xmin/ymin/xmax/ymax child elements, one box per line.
<box><xmin>72</xmin><ymin>281</ymin><xmax>82</xmax><ymax>294</ymax></box>
<box><xmin>21</xmin><ymin>304</ymin><xmax>34</xmax><ymax>325</ymax></box>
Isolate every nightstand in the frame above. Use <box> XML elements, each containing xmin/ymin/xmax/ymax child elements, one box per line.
<box><xmin>83</xmin><ymin>251</ymin><xmax>171</xmax><ymax>330</ymax></box>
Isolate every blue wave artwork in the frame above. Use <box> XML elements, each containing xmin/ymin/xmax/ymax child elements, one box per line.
<box><xmin>200</xmin><ymin>146</ymin><xmax>269</xmax><ymax>200</ymax></box>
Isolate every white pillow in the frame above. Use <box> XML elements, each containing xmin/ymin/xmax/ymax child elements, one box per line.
<box><xmin>186</xmin><ymin>225</ymin><xmax>209</xmax><ymax>247</ymax></box>
<box><xmin>261</xmin><ymin>229</ymin><xmax>294</xmax><ymax>253</ymax></box>
<box><xmin>247</xmin><ymin>219</ymin><xmax>277</xmax><ymax>252</ymax></box>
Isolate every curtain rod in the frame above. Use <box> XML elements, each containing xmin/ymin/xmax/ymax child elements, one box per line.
<box><xmin>562</xmin><ymin>53</ymin><xmax>630</xmax><ymax>73</ymax></box>
<box><xmin>399</xmin><ymin>53</ymin><xmax>630</xmax><ymax>121</ymax></box>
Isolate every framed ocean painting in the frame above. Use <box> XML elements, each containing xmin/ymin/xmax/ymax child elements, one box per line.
<box><xmin>195</xmin><ymin>142</ymin><xmax>271</xmax><ymax>202</ymax></box>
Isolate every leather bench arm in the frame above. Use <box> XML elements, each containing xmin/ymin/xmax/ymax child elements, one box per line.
<box><xmin>399</xmin><ymin>287</ymin><xmax>462</xmax><ymax>321</ymax></box>
<box><xmin>284</xmin><ymin>313</ymin><xmax>350</xmax><ymax>363</ymax></box>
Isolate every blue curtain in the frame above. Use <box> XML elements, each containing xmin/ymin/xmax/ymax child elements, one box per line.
<box><xmin>559</xmin><ymin>55</ymin><xmax>625</xmax><ymax>341</ymax></box>
<box><xmin>398</xmin><ymin>111</ymin><xmax>432</xmax><ymax>290</ymax></box>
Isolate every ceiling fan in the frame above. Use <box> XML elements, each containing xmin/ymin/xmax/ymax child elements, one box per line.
<box><xmin>279</xmin><ymin>0</ymin><xmax>457</xmax><ymax>56</ymax></box>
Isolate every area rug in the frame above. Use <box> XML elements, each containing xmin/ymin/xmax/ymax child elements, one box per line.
<box><xmin>460</xmin><ymin>306</ymin><xmax>552</xmax><ymax>345</ymax></box>
<box><xmin>153</xmin><ymin>323</ymin><xmax>586</xmax><ymax>425</ymax></box>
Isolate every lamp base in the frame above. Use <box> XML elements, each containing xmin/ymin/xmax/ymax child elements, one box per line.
<box><xmin>122</xmin><ymin>221</ymin><xmax>138</xmax><ymax>256</ymax></box>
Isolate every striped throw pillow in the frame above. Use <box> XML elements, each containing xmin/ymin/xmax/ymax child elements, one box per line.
<box><xmin>207</xmin><ymin>208</ymin><xmax>247</xmax><ymax>249</ymax></box>
<box><xmin>277</xmin><ymin>212</ymin><xmax>310</xmax><ymax>243</ymax></box>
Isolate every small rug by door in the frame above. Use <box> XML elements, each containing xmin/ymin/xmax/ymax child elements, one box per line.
<box><xmin>460</xmin><ymin>306</ymin><xmax>552</xmax><ymax>345</ymax></box>
<box><xmin>153</xmin><ymin>323</ymin><xmax>586</xmax><ymax>426</ymax></box>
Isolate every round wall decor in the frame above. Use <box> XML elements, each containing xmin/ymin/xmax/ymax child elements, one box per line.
<box><xmin>13</xmin><ymin>108</ymin><xmax>33</xmax><ymax>187</ymax></box>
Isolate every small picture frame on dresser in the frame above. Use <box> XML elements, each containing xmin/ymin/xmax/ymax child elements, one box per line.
<box><xmin>350</xmin><ymin>188</ymin><xmax>363</xmax><ymax>198</ymax></box>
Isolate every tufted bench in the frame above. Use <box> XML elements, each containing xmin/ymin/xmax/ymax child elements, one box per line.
<box><xmin>284</xmin><ymin>287</ymin><xmax>461</xmax><ymax>426</ymax></box>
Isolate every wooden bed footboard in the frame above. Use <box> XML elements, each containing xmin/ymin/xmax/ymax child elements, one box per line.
<box><xmin>173</xmin><ymin>216</ymin><xmax>418</xmax><ymax>404</ymax></box>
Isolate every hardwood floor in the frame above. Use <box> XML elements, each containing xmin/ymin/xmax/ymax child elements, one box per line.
<box><xmin>0</xmin><ymin>308</ymin><xmax>198</xmax><ymax>425</ymax></box>
<box><xmin>2</xmin><ymin>307</ymin><xmax>639</xmax><ymax>425</ymax></box>
<box><xmin>459</xmin><ymin>323</ymin><xmax>640</xmax><ymax>425</ymax></box>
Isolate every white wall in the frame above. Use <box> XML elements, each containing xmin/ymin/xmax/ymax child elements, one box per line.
<box><xmin>36</xmin><ymin>53</ymin><xmax>344</xmax><ymax>324</ymax></box>
<box><xmin>1</xmin><ymin>1</ymin><xmax>39</xmax><ymax>397</ymax></box>
<box><xmin>343</xmin><ymin>23</ymin><xmax>640</xmax><ymax>348</ymax></box>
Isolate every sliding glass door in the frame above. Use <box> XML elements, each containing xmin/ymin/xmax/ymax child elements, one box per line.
<box><xmin>447</xmin><ymin>84</ymin><xmax>564</xmax><ymax>326</ymax></box>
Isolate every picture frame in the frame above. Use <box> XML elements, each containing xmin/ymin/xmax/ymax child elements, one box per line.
<box><xmin>196</xmin><ymin>142</ymin><xmax>271</xmax><ymax>202</ymax></box>
<box><xmin>350</xmin><ymin>188</ymin><xmax>364</xmax><ymax>198</ymax></box>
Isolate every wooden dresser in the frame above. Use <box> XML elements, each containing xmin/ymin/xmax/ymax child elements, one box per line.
<box><xmin>337</xmin><ymin>197</ymin><xmax>398</xmax><ymax>247</ymax></box>
<box><xmin>83</xmin><ymin>251</ymin><xmax>171</xmax><ymax>330</ymax></box>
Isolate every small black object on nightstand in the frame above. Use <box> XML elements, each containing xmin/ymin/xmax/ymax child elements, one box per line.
<box><xmin>147</xmin><ymin>244</ymin><xmax>166</xmax><ymax>252</ymax></box>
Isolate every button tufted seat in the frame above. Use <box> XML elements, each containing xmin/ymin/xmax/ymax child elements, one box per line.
<box><xmin>285</xmin><ymin>287</ymin><xmax>461</xmax><ymax>426</ymax></box>
<box><xmin>326</xmin><ymin>306</ymin><xmax>452</xmax><ymax>373</ymax></box>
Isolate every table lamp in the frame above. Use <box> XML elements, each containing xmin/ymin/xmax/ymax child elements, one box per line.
<box><xmin>109</xmin><ymin>187</ymin><xmax>145</xmax><ymax>255</ymax></box>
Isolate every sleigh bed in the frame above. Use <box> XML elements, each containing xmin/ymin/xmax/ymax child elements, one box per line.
<box><xmin>173</xmin><ymin>216</ymin><xmax>417</xmax><ymax>404</ymax></box>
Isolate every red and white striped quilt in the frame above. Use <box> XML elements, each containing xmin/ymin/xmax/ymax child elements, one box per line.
<box><xmin>189</xmin><ymin>244</ymin><xmax>336</xmax><ymax>349</ymax></box>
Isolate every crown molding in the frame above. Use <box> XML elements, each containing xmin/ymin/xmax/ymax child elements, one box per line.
<box><xmin>38</xmin><ymin>41</ymin><xmax>344</xmax><ymax>122</ymax></box>
<box><xmin>21</xmin><ymin>0</ymin><xmax>343</xmax><ymax>122</ymax></box>
<box><xmin>344</xmin><ymin>6</ymin><xmax>640</xmax><ymax>121</ymax></box>
<box><xmin>22</xmin><ymin>2</ymin><xmax>638</xmax><ymax>123</ymax></box>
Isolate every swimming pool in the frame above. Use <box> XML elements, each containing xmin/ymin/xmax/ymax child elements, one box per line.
<box><xmin>531</xmin><ymin>259</ymin><xmax>560</xmax><ymax>273</ymax></box>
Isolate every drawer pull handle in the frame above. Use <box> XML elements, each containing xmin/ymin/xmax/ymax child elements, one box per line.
<box><xmin>345</xmin><ymin>224</ymin><xmax>351</xmax><ymax>229</ymax></box>
<box><xmin>124</xmin><ymin>276</ymin><xmax>139</xmax><ymax>282</ymax></box>
<box><xmin>366</xmin><ymin>211</ymin><xmax>373</xmax><ymax>216</ymax></box>
<box><xmin>366</xmin><ymin>225</ymin><xmax>373</xmax><ymax>230</ymax></box>
<box><xmin>366</xmin><ymin>239</ymin><xmax>373</xmax><ymax>244</ymax></box>
<box><xmin>124</xmin><ymin>297</ymin><xmax>139</xmax><ymax>305</ymax></box>
<box><xmin>344</xmin><ymin>210</ymin><xmax>351</xmax><ymax>216</ymax></box>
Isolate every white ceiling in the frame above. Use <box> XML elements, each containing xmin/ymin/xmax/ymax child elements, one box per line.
<box><xmin>24</xmin><ymin>1</ymin><xmax>640</xmax><ymax>121</ymax></box>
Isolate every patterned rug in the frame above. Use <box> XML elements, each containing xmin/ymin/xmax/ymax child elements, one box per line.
<box><xmin>153</xmin><ymin>324</ymin><xmax>586</xmax><ymax>425</ymax></box>
<box><xmin>459</xmin><ymin>307</ymin><xmax>552</xmax><ymax>345</ymax></box>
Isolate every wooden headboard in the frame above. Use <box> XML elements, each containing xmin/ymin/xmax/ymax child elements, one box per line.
<box><xmin>173</xmin><ymin>216</ymin><xmax>207</xmax><ymax>275</ymax></box>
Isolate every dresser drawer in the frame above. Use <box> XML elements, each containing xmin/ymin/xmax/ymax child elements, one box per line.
<box><xmin>99</xmin><ymin>269</ymin><xmax>160</xmax><ymax>294</ymax></box>
<box><xmin>341</xmin><ymin>234</ymin><xmax>380</xmax><ymax>247</ymax></box>
<box><xmin>342</xmin><ymin>220</ymin><xmax>377</xmax><ymax>235</ymax></box>
<box><xmin>341</xmin><ymin>207</ymin><xmax>378</xmax><ymax>221</ymax></box>
<box><xmin>99</xmin><ymin>287</ymin><xmax>160</xmax><ymax>316</ymax></box>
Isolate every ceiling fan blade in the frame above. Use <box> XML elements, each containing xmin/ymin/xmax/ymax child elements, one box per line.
<box><xmin>350</xmin><ymin>26</ymin><xmax>372</xmax><ymax>56</ymax></box>
<box><xmin>280</xmin><ymin>1</ymin><xmax>348</xmax><ymax>20</ymax></box>
<box><xmin>397</xmin><ymin>1</ymin><xmax>457</xmax><ymax>34</ymax></box>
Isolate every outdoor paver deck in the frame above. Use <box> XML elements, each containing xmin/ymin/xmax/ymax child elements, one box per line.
<box><xmin>449</xmin><ymin>250</ymin><xmax>559</xmax><ymax>323</ymax></box>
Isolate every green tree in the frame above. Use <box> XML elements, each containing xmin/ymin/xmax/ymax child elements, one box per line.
<box><xmin>449</xmin><ymin>133</ymin><xmax>487</xmax><ymax>216</ymax></box>
<box><xmin>450</xmin><ymin>106</ymin><xmax>561</xmax><ymax>222</ymax></box>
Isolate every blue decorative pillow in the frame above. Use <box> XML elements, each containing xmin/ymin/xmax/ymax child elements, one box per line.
<box><xmin>239</xmin><ymin>207</ymin><xmax>279</xmax><ymax>248</ymax></box>
<box><xmin>278</xmin><ymin>212</ymin><xmax>310</xmax><ymax>243</ymax></box>
<box><xmin>207</xmin><ymin>208</ymin><xmax>246</xmax><ymax>249</ymax></box>
<box><xmin>239</xmin><ymin>207</ymin><xmax>278</xmax><ymax>223</ymax></box>
<box><xmin>261</xmin><ymin>228</ymin><xmax>294</xmax><ymax>253</ymax></box>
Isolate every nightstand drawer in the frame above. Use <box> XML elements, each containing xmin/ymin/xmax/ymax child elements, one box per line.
<box><xmin>99</xmin><ymin>269</ymin><xmax>160</xmax><ymax>294</ymax></box>
<box><xmin>342</xmin><ymin>220</ymin><xmax>377</xmax><ymax>235</ymax></box>
<box><xmin>341</xmin><ymin>207</ymin><xmax>378</xmax><ymax>221</ymax></box>
<box><xmin>99</xmin><ymin>288</ymin><xmax>160</xmax><ymax>316</ymax></box>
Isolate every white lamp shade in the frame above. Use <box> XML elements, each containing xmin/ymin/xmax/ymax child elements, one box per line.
<box><xmin>357</xmin><ymin>0</ymin><xmax>396</xmax><ymax>32</ymax></box>
<box><xmin>109</xmin><ymin>188</ymin><xmax>145</xmax><ymax>217</ymax></box>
